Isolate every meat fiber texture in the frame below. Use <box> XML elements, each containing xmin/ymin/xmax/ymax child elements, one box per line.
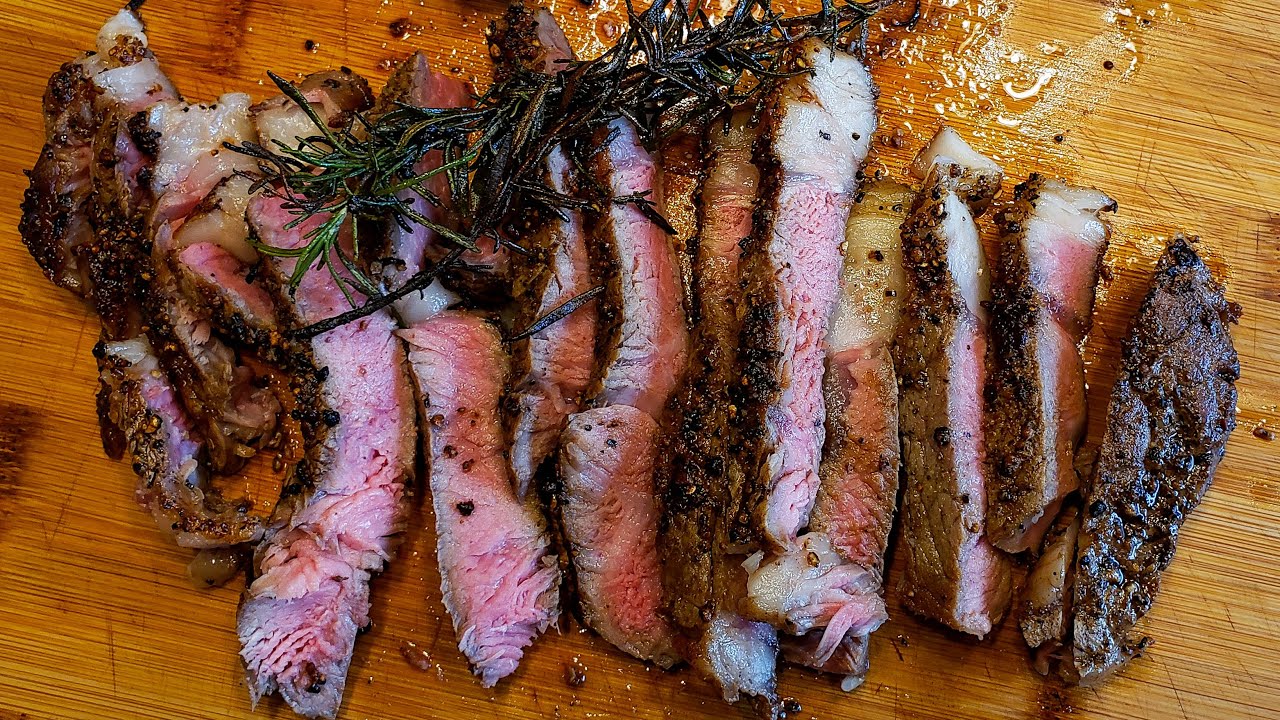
<box><xmin>783</xmin><ymin>180</ymin><xmax>912</xmax><ymax>680</ymax></box>
<box><xmin>1068</xmin><ymin>237</ymin><xmax>1238</xmax><ymax>685</ymax></box>
<box><xmin>894</xmin><ymin>127</ymin><xmax>1011</xmax><ymax>638</ymax></box>
<box><xmin>732</xmin><ymin>39</ymin><xmax>884</xmax><ymax>665</ymax></box>
<box><xmin>985</xmin><ymin>176</ymin><xmax>1115</xmax><ymax>552</ymax></box>
<box><xmin>557</xmin><ymin>117</ymin><xmax>687</xmax><ymax>666</ymax></box>
<box><xmin>239</xmin><ymin>193</ymin><xmax>416</xmax><ymax>719</ymax></box>
<box><xmin>401</xmin><ymin>312</ymin><xmax>560</xmax><ymax>686</ymax></box>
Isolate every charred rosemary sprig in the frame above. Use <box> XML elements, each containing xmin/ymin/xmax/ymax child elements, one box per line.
<box><xmin>233</xmin><ymin>0</ymin><xmax>880</xmax><ymax>338</ymax></box>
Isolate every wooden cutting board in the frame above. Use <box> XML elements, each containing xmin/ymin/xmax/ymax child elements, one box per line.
<box><xmin>1</xmin><ymin>0</ymin><xmax>1277</xmax><ymax>718</ymax></box>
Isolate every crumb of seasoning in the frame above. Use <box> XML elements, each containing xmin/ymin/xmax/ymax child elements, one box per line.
<box><xmin>304</xmin><ymin>39</ymin><xmax>318</xmax><ymax>53</ymax></box>
<box><xmin>1254</xmin><ymin>424</ymin><xmax>1274</xmax><ymax>442</ymax></box>
<box><xmin>389</xmin><ymin>18</ymin><xmax>423</xmax><ymax>40</ymax></box>
<box><xmin>400</xmin><ymin>640</ymin><xmax>433</xmax><ymax>671</ymax></box>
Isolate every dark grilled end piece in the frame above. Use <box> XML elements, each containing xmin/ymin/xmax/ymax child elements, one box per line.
<box><xmin>1069</xmin><ymin>236</ymin><xmax>1239</xmax><ymax>684</ymax></box>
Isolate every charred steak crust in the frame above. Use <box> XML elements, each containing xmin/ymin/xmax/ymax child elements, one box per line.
<box><xmin>1070</xmin><ymin>237</ymin><xmax>1238</xmax><ymax>684</ymax></box>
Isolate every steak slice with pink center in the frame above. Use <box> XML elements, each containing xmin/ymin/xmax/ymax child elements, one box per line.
<box><xmin>894</xmin><ymin>128</ymin><xmax>1010</xmax><ymax>637</ymax></box>
<box><xmin>560</xmin><ymin>406</ymin><xmax>679</xmax><ymax>667</ymax></box>
<box><xmin>985</xmin><ymin>176</ymin><xmax>1115</xmax><ymax>552</ymax></box>
<box><xmin>237</xmin><ymin>70</ymin><xmax>417</xmax><ymax>719</ymax></box>
<box><xmin>401</xmin><ymin>312</ymin><xmax>560</xmax><ymax>686</ymax></box>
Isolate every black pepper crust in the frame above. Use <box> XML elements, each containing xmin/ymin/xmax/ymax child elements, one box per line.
<box><xmin>1068</xmin><ymin>236</ymin><xmax>1239</xmax><ymax>685</ymax></box>
<box><xmin>892</xmin><ymin>163</ymin><xmax>1010</xmax><ymax>633</ymax></box>
<box><xmin>984</xmin><ymin>174</ymin><xmax>1052</xmax><ymax>547</ymax></box>
<box><xmin>726</xmin><ymin>92</ymin><xmax>783</xmax><ymax>553</ymax></box>
<box><xmin>653</xmin><ymin>121</ymin><xmax>724</xmax><ymax>635</ymax></box>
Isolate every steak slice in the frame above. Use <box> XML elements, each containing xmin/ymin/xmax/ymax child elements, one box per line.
<box><xmin>95</xmin><ymin>337</ymin><xmax>263</xmax><ymax>547</ymax></box>
<box><xmin>784</xmin><ymin>180</ymin><xmax>912</xmax><ymax>682</ymax></box>
<box><xmin>894</xmin><ymin>128</ymin><xmax>1011</xmax><ymax>637</ymax></box>
<box><xmin>986</xmin><ymin>176</ymin><xmax>1115</xmax><ymax>552</ymax></box>
<box><xmin>560</xmin><ymin>406</ymin><xmax>679</xmax><ymax>667</ymax></box>
<box><xmin>401</xmin><ymin>312</ymin><xmax>560</xmax><ymax>686</ymax></box>
<box><xmin>371</xmin><ymin>52</ymin><xmax>471</xmax><ymax>323</ymax></box>
<box><xmin>732</xmin><ymin>39</ymin><xmax>876</xmax><ymax>552</ymax></box>
<box><xmin>654</xmin><ymin>112</ymin><xmax>779</xmax><ymax>706</ymax></box>
<box><xmin>729</xmin><ymin>41</ymin><xmax>880</xmax><ymax>664</ymax></box>
<box><xmin>503</xmin><ymin>9</ymin><xmax>596</xmax><ymax>498</ymax></box>
<box><xmin>507</xmin><ymin>143</ymin><xmax>597</xmax><ymax>497</ymax></box>
<box><xmin>1068</xmin><ymin>237</ymin><xmax>1238</xmax><ymax>685</ymax></box>
<box><xmin>239</xmin><ymin>196</ymin><xmax>415</xmax><ymax>719</ymax></box>
<box><xmin>145</xmin><ymin>94</ymin><xmax>281</xmax><ymax>473</ymax></box>
<box><xmin>553</xmin><ymin>116</ymin><xmax>687</xmax><ymax>665</ymax></box>
<box><xmin>237</xmin><ymin>72</ymin><xmax>418</xmax><ymax>719</ymax></box>
<box><xmin>587</xmin><ymin>117</ymin><xmax>689</xmax><ymax>416</ymax></box>
<box><xmin>20</xmin><ymin>9</ymin><xmax>176</xmax><ymax>298</ymax></box>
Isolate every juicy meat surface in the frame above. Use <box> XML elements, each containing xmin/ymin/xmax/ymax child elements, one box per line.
<box><xmin>507</xmin><ymin>143</ymin><xmax>597</xmax><ymax>497</ymax></box>
<box><xmin>733</xmin><ymin>39</ymin><xmax>876</xmax><ymax>552</ymax></box>
<box><xmin>1069</xmin><ymin>237</ymin><xmax>1238</xmax><ymax>685</ymax></box>
<box><xmin>894</xmin><ymin>129</ymin><xmax>1011</xmax><ymax>637</ymax></box>
<box><xmin>588</xmin><ymin>118</ymin><xmax>689</xmax><ymax>417</ymax></box>
<box><xmin>401</xmin><ymin>313</ymin><xmax>560</xmax><ymax>686</ymax></box>
<box><xmin>240</xmin><ymin>197</ymin><xmax>416</xmax><ymax>719</ymax></box>
<box><xmin>95</xmin><ymin>337</ymin><xmax>264</xmax><ymax>547</ymax></box>
<box><xmin>985</xmin><ymin>176</ymin><xmax>1115</xmax><ymax>552</ymax></box>
<box><xmin>560</xmin><ymin>406</ymin><xmax>680</xmax><ymax>667</ymax></box>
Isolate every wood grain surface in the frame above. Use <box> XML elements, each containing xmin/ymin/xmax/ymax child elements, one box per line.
<box><xmin>0</xmin><ymin>0</ymin><xmax>1277</xmax><ymax>718</ymax></box>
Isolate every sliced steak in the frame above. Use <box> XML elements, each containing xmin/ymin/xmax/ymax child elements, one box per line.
<box><xmin>729</xmin><ymin>41</ymin><xmax>880</xmax><ymax>664</ymax></box>
<box><xmin>20</xmin><ymin>8</ymin><xmax>176</xmax><ymax>298</ymax></box>
<box><xmin>587</xmin><ymin>117</ymin><xmax>688</xmax><ymax>415</ymax></box>
<box><xmin>785</xmin><ymin>180</ymin><xmax>912</xmax><ymax>681</ymax></box>
<box><xmin>986</xmin><ymin>176</ymin><xmax>1115</xmax><ymax>552</ymax></box>
<box><xmin>238</xmin><ymin>72</ymin><xmax>418</xmax><ymax>719</ymax></box>
<box><xmin>95</xmin><ymin>337</ymin><xmax>263</xmax><ymax>547</ymax></box>
<box><xmin>560</xmin><ymin>406</ymin><xmax>679</xmax><ymax>667</ymax></box>
<box><xmin>651</xmin><ymin>112</ymin><xmax>779</xmax><ymax>705</ymax></box>
<box><xmin>732</xmin><ymin>39</ymin><xmax>876</xmax><ymax>553</ymax></box>
<box><xmin>401</xmin><ymin>312</ymin><xmax>559</xmax><ymax>686</ymax></box>
<box><xmin>239</xmin><ymin>196</ymin><xmax>415</xmax><ymax>718</ymax></box>
<box><xmin>554</xmin><ymin>117</ymin><xmax>687</xmax><ymax>665</ymax></box>
<box><xmin>372</xmin><ymin>52</ymin><xmax>472</xmax><ymax>323</ymax></box>
<box><xmin>894</xmin><ymin>128</ymin><xmax>1011</xmax><ymax>637</ymax></box>
<box><xmin>145</xmin><ymin>94</ymin><xmax>281</xmax><ymax>473</ymax></box>
<box><xmin>507</xmin><ymin>143</ymin><xmax>597</xmax><ymax>497</ymax></box>
<box><xmin>1068</xmin><ymin>237</ymin><xmax>1238</xmax><ymax>685</ymax></box>
<box><xmin>503</xmin><ymin>9</ymin><xmax>596</xmax><ymax>498</ymax></box>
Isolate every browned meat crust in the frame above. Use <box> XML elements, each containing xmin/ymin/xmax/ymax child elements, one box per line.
<box><xmin>1069</xmin><ymin>236</ymin><xmax>1239</xmax><ymax>684</ymax></box>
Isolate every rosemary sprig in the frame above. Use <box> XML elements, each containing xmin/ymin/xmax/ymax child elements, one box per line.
<box><xmin>234</xmin><ymin>0</ymin><xmax>881</xmax><ymax>339</ymax></box>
